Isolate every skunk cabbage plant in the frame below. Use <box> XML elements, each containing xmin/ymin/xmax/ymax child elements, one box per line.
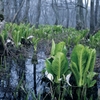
<box><xmin>45</xmin><ymin>40</ymin><xmax>69</xmax><ymax>83</ymax></box>
<box><xmin>50</xmin><ymin>39</ymin><xmax>67</xmax><ymax>56</ymax></box>
<box><xmin>70</xmin><ymin>44</ymin><xmax>96</xmax><ymax>87</ymax></box>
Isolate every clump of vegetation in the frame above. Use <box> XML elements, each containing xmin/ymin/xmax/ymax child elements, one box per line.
<box><xmin>70</xmin><ymin>44</ymin><xmax>97</xmax><ymax>100</ymax></box>
<box><xmin>45</xmin><ymin>40</ymin><xmax>69</xmax><ymax>100</ymax></box>
<box><xmin>0</xmin><ymin>23</ymin><xmax>99</xmax><ymax>99</ymax></box>
<box><xmin>88</xmin><ymin>31</ymin><xmax>100</xmax><ymax>49</ymax></box>
<box><xmin>43</xmin><ymin>40</ymin><xmax>97</xmax><ymax>100</ymax></box>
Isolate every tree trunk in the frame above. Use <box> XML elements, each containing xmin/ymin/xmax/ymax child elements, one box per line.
<box><xmin>76</xmin><ymin>0</ymin><xmax>84</xmax><ymax>30</ymax></box>
<box><xmin>0</xmin><ymin>0</ymin><xmax>3</xmax><ymax>15</ymax></box>
<box><xmin>51</xmin><ymin>0</ymin><xmax>59</xmax><ymax>25</ymax></box>
<box><xmin>95</xmin><ymin>0</ymin><xmax>99</xmax><ymax>28</ymax></box>
<box><xmin>90</xmin><ymin>0</ymin><xmax>95</xmax><ymax>34</ymax></box>
<box><xmin>65</xmin><ymin>0</ymin><xmax>69</xmax><ymax>28</ymax></box>
<box><xmin>97</xmin><ymin>5</ymin><xmax>100</xmax><ymax>27</ymax></box>
<box><xmin>12</xmin><ymin>0</ymin><xmax>25</xmax><ymax>23</ymax></box>
<box><xmin>95</xmin><ymin>0</ymin><xmax>99</xmax><ymax>27</ymax></box>
<box><xmin>23</xmin><ymin>0</ymin><xmax>30</xmax><ymax>23</ymax></box>
<box><xmin>84</xmin><ymin>0</ymin><xmax>89</xmax><ymax>28</ymax></box>
<box><xmin>35</xmin><ymin>0</ymin><xmax>41</xmax><ymax>28</ymax></box>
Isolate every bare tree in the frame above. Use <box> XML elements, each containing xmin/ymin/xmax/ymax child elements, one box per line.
<box><xmin>12</xmin><ymin>0</ymin><xmax>25</xmax><ymax>23</ymax></box>
<box><xmin>76</xmin><ymin>0</ymin><xmax>85</xmax><ymax>30</ymax></box>
<box><xmin>93</xmin><ymin>1</ymin><xmax>100</xmax><ymax>34</ymax></box>
<box><xmin>0</xmin><ymin>0</ymin><xmax>3</xmax><ymax>15</ymax></box>
<box><xmin>51</xmin><ymin>0</ymin><xmax>59</xmax><ymax>25</ymax></box>
<box><xmin>65</xmin><ymin>0</ymin><xmax>69</xmax><ymax>28</ymax></box>
<box><xmin>23</xmin><ymin>0</ymin><xmax>30</xmax><ymax>23</ymax></box>
<box><xmin>90</xmin><ymin>0</ymin><xmax>95</xmax><ymax>34</ymax></box>
<box><xmin>95</xmin><ymin>0</ymin><xmax>99</xmax><ymax>27</ymax></box>
<box><xmin>3</xmin><ymin>0</ymin><xmax>10</xmax><ymax>22</ymax></box>
<box><xmin>41</xmin><ymin>2</ymin><xmax>49</xmax><ymax>24</ymax></box>
<box><xmin>2</xmin><ymin>0</ymin><xmax>100</xmax><ymax>31</ymax></box>
<box><xmin>35</xmin><ymin>0</ymin><xmax>41</xmax><ymax>28</ymax></box>
<box><xmin>97</xmin><ymin>4</ymin><xmax>100</xmax><ymax>27</ymax></box>
<box><xmin>84</xmin><ymin>0</ymin><xmax>89</xmax><ymax>28</ymax></box>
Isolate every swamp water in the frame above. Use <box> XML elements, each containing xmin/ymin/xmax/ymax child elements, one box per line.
<box><xmin>0</xmin><ymin>46</ymin><xmax>46</xmax><ymax>99</ymax></box>
<box><xmin>0</xmin><ymin>46</ymin><xmax>99</xmax><ymax>100</ymax></box>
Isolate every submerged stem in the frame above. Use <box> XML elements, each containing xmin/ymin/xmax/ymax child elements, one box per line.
<box><xmin>32</xmin><ymin>50</ymin><xmax>38</xmax><ymax>97</ymax></box>
<box><xmin>34</xmin><ymin>63</ymin><xmax>37</xmax><ymax>96</ymax></box>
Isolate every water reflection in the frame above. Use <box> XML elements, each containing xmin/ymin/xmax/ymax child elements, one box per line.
<box><xmin>0</xmin><ymin>50</ymin><xmax>46</xmax><ymax>99</ymax></box>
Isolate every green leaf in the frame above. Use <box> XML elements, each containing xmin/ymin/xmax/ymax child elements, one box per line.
<box><xmin>50</xmin><ymin>40</ymin><xmax>67</xmax><ymax>56</ymax></box>
<box><xmin>32</xmin><ymin>37</ymin><xmax>39</xmax><ymax>51</ymax></box>
<box><xmin>86</xmin><ymin>72</ymin><xmax>97</xmax><ymax>87</ymax></box>
<box><xmin>45</xmin><ymin>59</ymin><xmax>54</xmax><ymax>75</ymax></box>
<box><xmin>70</xmin><ymin>61</ymin><xmax>80</xmax><ymax>86</ymax></box>
<box><xmin>51</xmin><ymin>39</ymin><xmax>56</xmax><ymax>56</ymax></box>
<box><xmin>89</xmin><ymin>49</ymin><xmax>96</xmax><ymax>72</ymax></box>
<box><xmin>87</xmin><ymin>72</ymin><xmax>97</xmax><ymax>80</ymax></box>
<box><xmin>89</xmin><ymin>80</ymin><xmax>96</xmax><ymax>88</ymax></box>
<box><xmin>52</xmin><ymin>52</ymin><xmax>68</xmax><ymax>83</ymax></box>
<box><xmin>70</xmin><ymin>44</ymin><xmax>96</xmax><ymax>87</ymax></box>
<box><xmin>55</xmin><ymin>41</ymin><xmax>67</xmax><ymax>55</ymax></box>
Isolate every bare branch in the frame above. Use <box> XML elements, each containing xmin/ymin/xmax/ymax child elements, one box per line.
<box><xmin>12</xmin><ymin>0</ymin><xmax>25</xmax><ymax>23</ymax></box>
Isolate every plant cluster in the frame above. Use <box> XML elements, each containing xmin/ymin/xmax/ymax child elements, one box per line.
<box><xmin>33</xmin><ymin>25</ymin><xmax>64</xmax><ymax>39</ymax></box>
<box><xmin>0</xmin><ymin>23</ymin><xmax>100</xmax><ymax>50</ymax></box>
<box><xmin>1</xmin><ymin>23</ymin><xmax>100</xmax><ymax>51</ymax></box>
<box><xmin>0</xmin><ymin>23</ymin><xmax>65</xmax><ymax>47</ymax></box>
<box><xmin>61</xmin><ymin>28</ymin><xmax>88</xmax><ymax>47</ymax></box>
<box><xmin>87</xmin><ymin>31</ymin><xmax>100</xmax><ymax>50</ymax></box>
<box><xmin>44</xmin><ymin>40</ymin><xmax>97</xmax><ymax>100</ymax></box>
<box><xmin>1</xmin><ymin>23</ymin><xmax>34</xmax><ymax>47</ymax></box>
<box><xmin>0</xmin><ymin>23</ymin><xmax>99</xmax><ymax>99</ymax></box>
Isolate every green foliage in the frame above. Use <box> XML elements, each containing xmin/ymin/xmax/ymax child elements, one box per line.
<box><xmin>45</xmin><ymin>41</ymin><xmax>97</xmax><ymax>100</ymax></box>
<box><xmin>34</xmin><ymin>25</ymin><xmax>64</xmax><ymax>39</ymax></box>
<box><xmin>86</xmin><ymin>72</ymin><xmax>97</xmax><ymax>88</ymax></box>
<box><xmin>0</xmin><ymin>30</ymin><xmax>8</xmax><ymax>42</ymax></box>
<box><xmin>0</xmin><ymin>34</ymin><xmax>5</xmax><ymax>45</ymax></box>
<box><xmin>1</xmin><ymin>23</ymin><xmax>66</xmax><ymax>47</ymax></box>
<box><xmin>0</xmin><ymin>22</ymin><xmax>99</xmax><ymax>99</ymax></box>
<box><xmin>0</xmin><ymin>23</ymin><xmax>92</xmax><ymax>50</ymax></box>
<box><xmin>32</xmin><ymin>37</ymin><xmax>39</xmax><ymax>51</ymax></box>
<box><xmin>50</xmin><ymin>39</ymin><xmax>67</xmax><ymax>56</ymax></box>
<box><xmin>31</xmin><ymin>92</ymin><xmax>41</xmax><ymax>100</ymax></box>
<box><xmin>0</xmin><ymin>23</ymin><xmax>34</xmax><ymax>47</ymax></box>
<box><xmin>88</xmin><ymin>31</ymin><xmax>100</xmax><ymax>50</ymax></box>
<box><xmin>70</xmin><ymin>44</ymin><xmax>96</xmax><ymax>87</ymax></box>
<box><xmin>65</xmin><ymin>28</ymin><xmax>88</xmax><ymax>47</ymax></box>
<box><xmin>45</xmin><ymin>40</ymin><xmax>69</xmax><ymax>83</ymax></box>
<box><xmin>46</xmin><ymin>52</ymin><xmax>69</xmax><ymax>83</ymax></box>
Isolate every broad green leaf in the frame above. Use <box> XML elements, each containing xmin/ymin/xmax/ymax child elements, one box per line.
<box><xmin>70</xmin><ymin>61</ymin><xmax>80</xmax><ymax>86</ymax></box>
<box><xmin>89</xmin><ymin>49</ymin><xmax>96</xmax><ymax>72</ymax></box>
<box><xmin>70</xmin><ymin>44</ymin><xmax>96</xmax><ymax>87</ymax></box>
<box><xmin>52</xmin><ymin>52</ymin><xmax>68</xmax><ymax>83</ymax></box>
<box><xmin>45</xmin><ymin>59</ymin><xmax>54</xmax><ymax>75</ymax></box>
<box><xmin>55</xmin><ymin>41</ymin><xmax>67</xmax><ymax>55</ymax></box>
<box><xmin>50</xmin><ymin>40</ymin><xmax>67</xmax><ymax>56</ymax></box>
<box><xmin>71</xmin><ymin>44</ymin><xmax>85</xmax><ymax>86</ymax></box>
